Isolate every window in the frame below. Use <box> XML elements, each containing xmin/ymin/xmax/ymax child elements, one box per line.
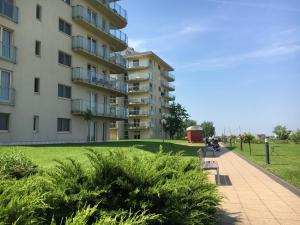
<box><xmin>0</xmin><ymin>113</ymin><xmax>9</xmax><ymax>131</ymax></box>
<box><xmin>134</xmin><ymin>131</ymin><xmax>141</xmax><ymax>139</ymax></box>
<box><xmin>33</xmin><ymin>116</ymin><xmax>39</xmax><ymax>132</ymax></box>
<box><xmin>62</xmin><ymin>0</ymin><xmax>71</xmax><ymax>5</ymax></box>
<box><xmin>36</xmin><ymin>4</ymin><xmax>42</xmax><ymax>20</ymax></box>
<box><xmin>58</xmin><ymin>84</ymin><xmax>71</xmax><ymax>99</ymax></box>
<box><xmin>57</xmin><ymin>118</ymin><xmax>71</xmax><ymax>132</ymax></box>
<box><xmin>58</xmin><ymin>51</ymin><xmax>72</xmax><ymax>67</ymax></box>
<box><xmin>34</xmin><ymin>78</ymin><xmax>40</xmax><ymax>94</ymax></box>
<box><xmin>132</xmin><ymin>60</ymin><xmax>139</xmax><ymax>67</ymax></box>
<box><xmin>35</xmin><ymin>41</ymin><xmax>41</xmax><ymax>56</ymax></box>
<box><xmin>59</xmin><ymin>19</ymin><xmax>71</xmax><ymax>35</ymax></box>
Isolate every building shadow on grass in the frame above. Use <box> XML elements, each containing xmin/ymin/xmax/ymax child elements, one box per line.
<box><xmin>28</xmin><ymin>140</ymin><xmax>202</xmax><ymax>157</ymax></box>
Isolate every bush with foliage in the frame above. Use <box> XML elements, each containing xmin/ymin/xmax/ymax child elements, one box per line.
<box><xmin>289</xmin><ymin>129</ymin><xmax>300</xmax><ymax>143</ymax></box>
<box><xmin>0</xmin><ymin>151</ymin><xmax>37</xmax><ymax>179</ymax></box>
<box><xmin>0</xmin><ymin>150</ymin><xmax>220</xmax><ymax>225</ymax></box>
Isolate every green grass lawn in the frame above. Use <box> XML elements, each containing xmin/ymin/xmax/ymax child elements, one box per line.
<box><xmin>227</xmin><ymin>143</ymin><xmax>300</xmax><ymax>189</ymax></box>
<box><xmin>0</xmin><ymin>139</ymin><xmax>202</xmax><ymax>170</ymax></box>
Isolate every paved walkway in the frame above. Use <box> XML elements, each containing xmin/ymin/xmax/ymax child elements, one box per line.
<box><xmin>204</xmin><ymin>147</ymin><xmax>300</xmax><ymax>225</ymax></box>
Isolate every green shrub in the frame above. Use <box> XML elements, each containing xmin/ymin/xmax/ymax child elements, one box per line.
<box><xmin>0</xmin><ymin>151</ymin><xmax>37</xmax><ymax>179</ymax></box>
<box><xmin>0</xmin><ymin>150</ymin><xmax>220</xmax><ymax>225</ymax></box>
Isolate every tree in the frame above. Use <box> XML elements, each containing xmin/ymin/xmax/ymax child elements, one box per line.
<box><xmin>84</xmin><ymin>110</ymin><xmax>93</xmax><ymax>142</ymax></box>
<box><xmin>200</xmin><ymin>121</ymin><xmax>215</xmax><ymax>138</ymax></box>
<box><xmin>243</xmin><ymin>133</ymin><xmax>255</xmax><ymax>155</ymax></box>
<box><xmin>164</xmin><ymin>103</ymin><xmax>190</xmax><ymax>139</ymax></box>
<box><xmin>273</xmin><ymin>125</ymin><xmax>291</xmax><ymax>140</ymax></box>
<box><xmin>289</xmin><ymin>129</ymin><xmax>300</xmax><ymax>143</ymax></box>
<box><xmin>175</xmin><ymin>119</ymin><xmax>197</xmax><ymax>139</ymax></box>
<box><xmin>229</xmin><ymin>135</ymin><xmax>237</xmax><ymax>147</ymax></box>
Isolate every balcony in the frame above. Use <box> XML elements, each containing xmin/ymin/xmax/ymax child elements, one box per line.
<box><xmin>128</xmin><ymin>97</ymin><xmax>152</xmax><ymax>105</ymax></box>
<box><xmin>0</xmin><ymin>41</ymin><xmax>17</xmax><ymax>63</ymax></box>
<box><xmin>126</xmin><ymin>122</ymin><xmax>153</xmax><ymax>130</ymax></box>
<box><xmin>161</xmin><ymin>70</ymin><xmax>175</xmax><ymax>82</ymax></box>
<box><xmin>85</xmin><ymin>0</ymin><xmax>127</xmax><ymax>29</ymax></box>
<box><xmin>72</xmin><ymin>68</ymin><xmax>127</xmax><ymax>95</ymax></box>
<box><xmin>128</xmin><ymin>73</ymin><xmax>152</xmax><ymax>82</ymax></box>
<box><xmin>0</xmin><ymin>0</ymin><xmax>18</xmax><ymax>23</ymax></box>
<box><xmin>161</xmin><ymin>92</ymin><xmax>175</xmax><ymax>101</ymax></box>
<box><xmin>71</xmin><ymin>99</ymin><xmax>127</xmax><ymax>120</ymax></box>
<box><xmin>128</xmin><ymin>85</ymin><xmax>151</xmax><ymax>93</ymax></box>
<box><xmin>128</xmin><ymin>110</ymin><xmax>153</xmax><ymax>117</ymax></box>
<box><xmin>72</xmin><ymin>5</ymin><xmax>127</xmax><ymax>51</ymax></box>
<box><xmin>128</xmin><ymin>63</ymin><xmax>153</xmax><ymax>71</ymax></box>
<box><xmin>109</xmin><ymin>122</ymin><xmax>118</xmax><ymax>129</ymax></box>
<box><xmin>161</xmin><ymin>80</ymin><xmax>175</xmax><ymax>91</ymax></box>
<box><xmin>0</xmin><ymin>87</ymin><xmax>15</xmax><ymax>105</ymax></box>
<box><xmin>72</xmin><ymin>36</ymin><xmax>126</xmax><ymax>73</ymax></box>
<box><xmin>161</xmin><ymin>102</ymin><xmax>171</xmax><ymax>108</ymax></box>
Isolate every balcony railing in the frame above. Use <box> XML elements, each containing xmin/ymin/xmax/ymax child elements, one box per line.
<box><xmin>126</xmin><ymin>122</ymin><xmax>153</xmax><ymax>129</ymax></box>
<box><xmin>0</xmin><ymin>0</ymin><xmax>18</xmax><ymax>23</ymax></box>
<box><xmin>128</xmin><ymin>73</ymin><xmax>152</xmax><ymax>81</ymax></box>
<box><xmin>128</xmin><ymin>85</ymin><xmax>151</xmax><ymax>93</ymax></box>
<box><xmin>72</xmin><ymin>99</ymin><xmax>127</xmax><ymax>119</ymax></box>
<box><xmin>0</xmin><ymin>41</ymin><xmax>17</xmax><ymax>63</ymax></box>
<box><xmin>0</xmin><ymin>87</ymin><xmax>15</xmax><ymax>105</ymax></box>
<box><xmin>72</xmin><ymin>68</ymin><xmax>127</xmax><ymax>94</ymax></box>
<box><xmin>128</xmin><ymin>63</ymin><xmax>153</xmax><ymax>69</ymax></box>
<box><xmin>161</xmin><ymin>80</ymin><xmax>175</xmax><ymax>91</ymax></box>
<box><xmin>161</xmin><ymin>92</ymin><xmax>175</xmax><ymax>101</ymax></box>
<box><xmin>72</xmin><ymin>5</ymin><xmax>127</xmax><ymax>48</ymax></box>
<box><xmin>109</xmin><ymin>122</ymin><xmax>117</xmax><ymax>129</ymax></box>
<box><xmin>161</xmin><ymin>102</ymin><xmax>171</xmax><ymax>108</ymax></box>
<box><xmin>128</xmin><ymin>110</ymin><xmax>153</xmax><ymax>117</ymax></box>
<box><xmin>72</xmin><ymin>36</ymin><xmax>126</xmax><ymax>70</ymax></box>
<box><xmin>161</xmin><ymin>70</ymin><xmax>175</xmax><ymax>81</ymax></box>
<box><xmin>128</xmin><ymin>97</ymin><xmax>152</xmax><ymax>105</ymax></box>
<box><xmin>109</xmin><ymin>1</ymin><xmax>127</xmax><ymax>22</ymax></box>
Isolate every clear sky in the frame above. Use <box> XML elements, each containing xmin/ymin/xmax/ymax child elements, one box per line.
<box><xmin>121</xmin><ymin>0</ymin><xmax>300</xmax><ymax>135</ymax></box>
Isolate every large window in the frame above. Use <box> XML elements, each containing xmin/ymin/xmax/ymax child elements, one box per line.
<box><xmin>132</xmin><ymin>59</ymin><xmax>139</xmax><ymax>67</ymax></box>
<box><xmin>57</xmin><ymin>118</ymin><xmax>71</xmax><ymax>132</ymax></box>
<box><xmin>58</xmin><ymin>84</ymin><xmax>71</xmax><ymax>99</ymax></box>
<box><xmin>58</xmin><ymin>51</ymin><xmax>71</xmax><ymax>67</ymax></box>
<box><xmin>59</xmin><ymin>19</ymin><xmax>71</xmax><ymax>35</ymax></box>
<box><xmin>0</xmin><ymin>113</ymin><xmax>9</xmax><ymax>131</ymax></box>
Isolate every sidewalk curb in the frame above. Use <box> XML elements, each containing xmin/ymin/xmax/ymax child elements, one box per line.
<box><xmin>230</xmin><ymin>149</ymin><xmax>300</xmax><ymax>197</ymax></box>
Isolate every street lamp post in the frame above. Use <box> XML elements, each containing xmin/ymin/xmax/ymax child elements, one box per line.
<box><xmin>161</xmin><ymin>118</ymin><xmax>167</xmax><ymax>144</ymax></box>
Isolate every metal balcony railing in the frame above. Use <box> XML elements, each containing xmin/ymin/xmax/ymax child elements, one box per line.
<box><xmin>0</xmin><ymin>41</ymin><xmax>17</xmax><ymax>63</ymax></box>
<box><xmin>72</xmin><ymin>6</ymin><xmax>127</xmax><ymax>46</ymax></box>
<box><xmin>72</xmin><ymin>67</ymin><xmax>127</xmax><ymax>94</ymax></box>
<box><xmin>71</xmin><ymin>99</ymin><xmax>127</xmax><ymax>119</ymax></box>
<box><xmin>128</xmin><ymin>73</ymin><xmax>152</xmax><ymax>81</ymax></box>
<box><xmin>126</xmin><ymin>122</ymin><xmax>153</xmax><ymax>129</ymax></box>
<box><xmin>128</xmin><ymin>98</ymin><xmax>152</xmax><ymax>105</ymax></box>
<box><xmin>0</xmin><ymin>0</ymin><xmax>18</xmax><ymax>23</ymax></box>
<box><xmin>0</xmin><ymin>87</ymin><xmax>15</xmax><ymax>105</ymax></box>
<box><xmin>128</xmin><ymin>85</ymin><xmax>151</xmax><ymax>93</ymax></box>
<box><xmin>72</xmin><ymin>36</ymin><xmax>126</xmax><ymax>69</ymax></box>
<box><xmin>128</xmin><ymin>110</ymin><xmax>152</xmax><ymax>117</ymax></box>
<box><xmin>161</xmin><ymin>92</ymin><xmax>175</xmax><ymax>101</ymax></box>
<box><xmin>161</xmin><ymin>80</ymin><xmax>175</xmax><ymax>91</ymax></box>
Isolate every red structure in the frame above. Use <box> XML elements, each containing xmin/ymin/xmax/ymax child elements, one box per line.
<box><xmin>186</xmin><ymin>126</ymin><xmax>204</xmax><ymax>143</ymax></box>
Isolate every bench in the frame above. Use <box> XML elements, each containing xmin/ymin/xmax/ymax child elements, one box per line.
<box><xmin>198</xmin><ymin>148</ymin><xmax>220</xmax><ymax>185</ymax></box>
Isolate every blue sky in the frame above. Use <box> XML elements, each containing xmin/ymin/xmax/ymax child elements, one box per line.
<box><xmin>121</xmin><ymin>0</ymin><xmax>300</xmax><ymax>135</ymax></box>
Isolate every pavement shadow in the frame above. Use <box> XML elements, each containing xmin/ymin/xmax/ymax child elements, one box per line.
<box><xmin>217</xmin><ymin>209</ymin><xmax>243</xmax><ymax>225</ymax></box>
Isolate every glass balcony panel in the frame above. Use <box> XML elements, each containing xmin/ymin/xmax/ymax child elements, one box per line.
<box><xmin>0</xmin><ymin>0</ymin><xmax>18</xmax><ymax>23</ymax></box>
<box><xmin>128</xmin><ymin>73</ymin><xmax>152</xmax><ymax>81</ymax></box>
<box><xmin>0</xmin><ymin>87</ymin><xmax>15</xmax><ymax>105</ymax></box>
<box><xmin>72</xmin><ymin>99</ymin><xmax>127</xmax><ymax>119</ymax></box>
<box><xmin>0</xmin><ymin>41</ymin><xmax>16</xmax><ymax>63</ymax></box>
<box><xmin>72</xmin><ymin>6</ymin><xmax>127</xmax><ymax>45</ymax></box>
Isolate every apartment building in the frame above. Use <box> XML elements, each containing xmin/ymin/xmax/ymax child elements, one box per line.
<box><xmin>110</xmin><ymin>48</ymin><xmax>175</xmax><ymax>140</ymax></box>
<box><xmin>0</xmin><ymin>0</ymin><xmax>128</xmax><ymax>144</ymax></box>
